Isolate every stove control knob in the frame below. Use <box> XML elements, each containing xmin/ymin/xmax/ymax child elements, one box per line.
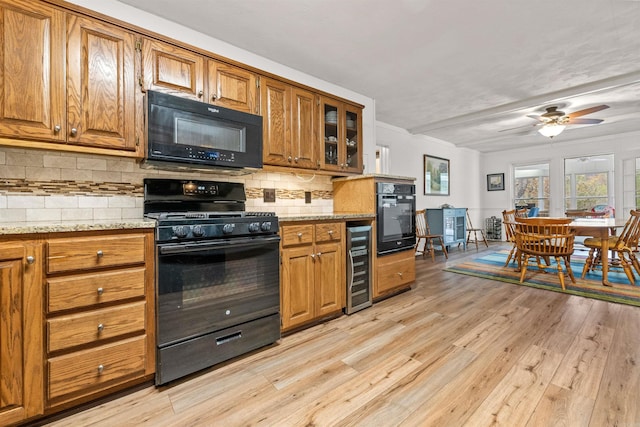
<box><xmin>172</xmin><ymin>225</ymin><xmax>190</xmax><ymax>238</ymax></box>
<box><xmin>248</xmin><ymin>222</ymin><xmax>261</xmax><ymax>232</ymax></box>
<box><xmin>192</xmin><ymin>225</ymin><xmax>205</xmax><ymax>237</ymax></box>
<box><xmin>222</xmin><ymin>223</ymin><xmax>235</xmax><ymax>234</ymax></box>
<box><xmin>261</xmin><ymin>222</ymin><xmax>272</xmax><ymax>232</ymax></box>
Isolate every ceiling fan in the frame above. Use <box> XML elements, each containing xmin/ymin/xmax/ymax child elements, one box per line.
<box><xmin>501</xmin><ymin>104</ymin><xmax>610</xmax><ymax>138</ymax></box>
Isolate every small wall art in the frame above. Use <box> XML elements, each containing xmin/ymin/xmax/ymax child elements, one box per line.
<box><xmin>487</xmin><ymin>173</ymin><xmax>505</xmax><ymax>191</ymax></box>
<box><xmin>424</xmin><ymin>155</ymin><xmax>450</xmax><ymax>195</ymax></box>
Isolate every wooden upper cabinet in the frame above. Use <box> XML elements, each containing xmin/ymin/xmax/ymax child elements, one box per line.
<box><xmin>141</xmin><ymin>38</ymin><xmax>205</xmax><ymax>100</ymax></box>
<box><xmin>260</xmin><ymin>76</ymin><xmax>317</xmax><ymax>169</ymax></box>
<box><xmin>261</xmin><ymin>77</ymin><xmax>290</xmax><ymax>166</ymax></box>
<box><xmin>290</xmin><ymin>87</ymin><xmax>317</xmax><ymax>169</ymax></box>
<box><xmin>66</xmin><ymin>15</ymin><xmax>137</xmax><ymax>151</ymax></box>
<box><xmin>206</xmin><ymin>60</ymin><xmax>257</xmax><ymax>113</ymax></box>
<box><xmin>0</xmin><ymin>0</ymin><xmax>65</xmax><ymax>141</ymax></box>
<box><xmin>319</xmin><ymin>96</ymin><xmax>363</xmax><ymax>174</ymax></box>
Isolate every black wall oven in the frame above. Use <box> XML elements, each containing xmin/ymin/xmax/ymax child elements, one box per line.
<box><xmin>376</xmin><ymin>182</ymin><xmax>416</xmax><ymax>255</ymax></box>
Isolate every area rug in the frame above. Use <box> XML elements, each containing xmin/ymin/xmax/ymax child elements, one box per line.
<box><xmin>444</xmin><ymin>249</ymin><xmax>640</xmax><ymax>307</ymax></box>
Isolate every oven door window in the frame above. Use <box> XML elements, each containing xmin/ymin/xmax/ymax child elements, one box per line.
<box><xmin>156</xmin><ymin>237</ymin><xmax>280</xmax><ymax>347</ymax></box>
<box><xmin>379</xmin><ymin>195</ymin><xmax>414</xmax><ymax>242</ymax></box>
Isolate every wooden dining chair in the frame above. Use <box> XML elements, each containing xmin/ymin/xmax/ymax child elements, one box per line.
<box><xmin>502</xmin><ymin>209</ymin><xmax>519</xmax><ymax>266</ymax></box>
<box><xmin>581</xmin><ymin>209</ymin><xmax>640</xmax><ymax>284</ymax></box>
<box><xmin>514</xmin><ymin>217</ymin><xmax>576</xmax><ymax>290</ymax></box>
<box><xmin>465</xmin><ymin>208</ymin><xmax>488</xmax><ymax>249</ymax></box>
<box><xmin>415</xmin><ymin>209</ymin><xmax>448</xmax><ymax>261</ymax></box>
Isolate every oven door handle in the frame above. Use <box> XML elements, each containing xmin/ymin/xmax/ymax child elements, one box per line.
<box><xmin>158</xmin><ymin>236</ymin><xmax>281</xmax><ymax>254</ymax></box>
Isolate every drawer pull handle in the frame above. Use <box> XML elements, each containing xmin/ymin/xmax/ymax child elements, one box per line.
<box><xmin>26</xmin><ymin>255</ymin><xmax>35</xmax><ymax>264</ymax></box>
<box><xmin>97</xmin><ymin>364</ymin><xmax>104</xmax><ymax>374</ymax></box>
<box><xmin>397</xmin><ymin>272</ymin><xmax>403</xmax><ymax>277</ymax></box>
<box><xmin>97</xmin><ymin>323</ymin><xmax>104</xmax><ymax>332</ymax></box>
<box><xmin>317</xmin><ymin>252</ymin><xmax>322</xmax><ymax>257</ymax></box>
<box><xmin>96</xmin><ymin>250</ymin><xmax>104</xmax><ymax>258</ymax></box>
<box><xmin>297</xmin><ymin>232</ymin><xmax>303</xmax><ymax>238</ymax></box>
<box><xmin>328</xmin><ymin>230</ymin><xmax>334</xmax><ymax>235</ymax></box>
<box><xmin>97</xmin><ymin>287</ymin><xmax>104</xmax><ymax>295</ymax></box>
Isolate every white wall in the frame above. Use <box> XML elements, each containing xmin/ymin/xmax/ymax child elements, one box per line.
<box><xmin>479</xmin><ymin>130</ymin><xmax>640</xmax><ymax>222</ymax></box>
<box><xmin>376</xmin><ymin>122</ymin><xmax>482</xmax><ymax>223</ymax></box>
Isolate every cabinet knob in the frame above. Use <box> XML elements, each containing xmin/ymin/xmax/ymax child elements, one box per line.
<box><xmin>54</xmin><ymin>125</ymin><xmax>61</xmax><ymax>133</ymax></box>
<box><xmin>310</xmin><ymin>253</ymin><xmax>315</xmax><ymax>260</ymax></box>
<box><xmin>97</xmin><ymin>323</ymin><xmax>104</xmax><ymax>332</ymax></box>
<box><xmin>397</xmin><ymin>272</ymin><xmax>403</xmax><ymax>277</ymax></box>
<box><xmin>70</xmin><ymin>127</ymin><xmax>77</xmax><ymax>136</ymax></box>
<box><xmin>297</xmin><ymin>232</ymin><xmax>303</xmax><ymax>238</ymax></box>
<box><xmin>316</xmin><ymin>252</ymin><xmax>322</xmax><ymax>257</ymax></box>
<box><xmin>97</xmin><ymin>364</ymin><xmax>104</xmax><ymax>374</ymax></box>
<box><xmin>97</xmin><ymin>287</ymin><xmax>104</xmax><ymax>295</ymax></box>
<box><xmin>198</xmin><ymin>90</ymin><xmax>203</xmax><ymax>98</ymax></box>
<box><xmin>96</xmin><ymin>250</ymin><xmax>104</xmax><ymax>258</ymax></box>
<box><xmin>26</xmin><ymin>255</ymin><xmax>35</xmax><ymax>264</ymax></box>
<box><xmin>211</xmin><ymin>93</ymin><xmax>217</xmax><ymax>100</ymax></box>
<box><xmin>288</xmin><ymin>156</ymin><xmax>292</xmax><ymax>162</ymax></box>
<box><xmin>327</xmin><ymin>230</ymin><xmax>334</xmax><ymax>235</ymax></box>
<box><xmin>294</xmin><ymin>157</ymin><xmax>299</xmax><ymax>163</ymax></box>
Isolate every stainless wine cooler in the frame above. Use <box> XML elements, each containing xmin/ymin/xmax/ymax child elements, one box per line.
<box><xmin>345</xmin><ymin>224</ymin><xmax>373</xmax><ymax>314</ymax></box>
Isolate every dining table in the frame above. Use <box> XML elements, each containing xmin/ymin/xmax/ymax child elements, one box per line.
<box><xmin>569</xmin><ymin>217</ymin><xmax>627</xmax><ymax>286</ymax></box>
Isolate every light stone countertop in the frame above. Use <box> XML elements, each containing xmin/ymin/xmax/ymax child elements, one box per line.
<box><xmin>0</xmin><ymin>219</ymin><xmax>157</xmax><ymax>235</ymax></box>
<box><xmin>278</xmin><ymin>213</ymin><xmax>375</xmax><ymax>222</ymax></box>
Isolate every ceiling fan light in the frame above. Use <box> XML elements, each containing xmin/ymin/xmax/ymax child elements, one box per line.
<box><xmin>538</xmin><ymin>124</ymin><xmax>566</xmax><ymax>138</ymax></box>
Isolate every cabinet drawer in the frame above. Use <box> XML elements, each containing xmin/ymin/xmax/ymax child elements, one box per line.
<box><xmin>376</xmin><ymin>252</ymin><xmax>416</xmax><ymax>294</ymax></box>
<box><xmin>315</xmin><ymin>222</ymin><xmax>342</xmax><ymax>243</ymax></box>
<box><xmin>48</xmin><ymin>335</ymin><xmax>146</xmax><ymax>400</ymax></box>
<box><xmin>47</xmin><ymin>234</ymin><xmax>146</xmax><ymax>273</ymax></box>
<box><xmin>47</xmin><ymin>302</ymin><xmax>146</xmax><ymax>352</ymax></box>
<box><xmin>281</xmin><ymin>224</ymin><xmax>314</xmax><ymax>247</ymax></box>
<box><xmin>46</xmin><ymin>267</ymin><xmax>145</xmax><ymax>313</ymax></box>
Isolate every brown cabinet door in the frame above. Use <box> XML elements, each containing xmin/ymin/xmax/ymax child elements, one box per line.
<box><xmin>0</xmin><ymin>242</ymin><xmax>44</xmax><ymax>425</ymax></box>
<box><xmin>343</xmin><ymin>103</ymin><xmax>363</xmax><ymax>173</ymax></box>
<box><xmin>0</xmin><ymin>0</ymin><xmax>65</xmax><ymax>142</ymax></box>
<box><xmin>319</xmin><ymin>96</ymin><xmax>344</xmax><ymax>172</ymax></box>
<box><xmin>261</xmin><ymin>77</ymin><xmax>291</xmax><ymax>166</ymax></box>
<box><xmin>141</xmin><ymin>38</ymin><xmax>205</xmax><ymax>100</ymax></box>
<box><xmin>207</xmin><ymin>60</ymin><xmax>257</xmax><ymax>113</ymax></box>
<box><xmin>314</xmin><ymin>241</ymin><xmax>344</xmax><ymax>317</ymax></box>
<box><xmin>290</xmin><ymin>87</ymin><xmax>317</xmax><ymax>169</ymax></box>
<box><xmin>281</xmin><ymin>246</ymin><xmax>314</xmax><ymax>329</ymax></box>
<box><xmin>67</xmin><ymin>15</ymin><xmax>137</xmax><ymax>152</ymax></box>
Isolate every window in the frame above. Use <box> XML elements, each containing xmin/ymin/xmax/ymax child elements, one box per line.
<box><xmin>514</xmin><ymin>163</ymin><xmax>550</xmax><ymax>215</ymax></box>
<box><xmin>564</xmin><ymin>155</ymin><xmax>614</xmax><ymax>213</ymax></box>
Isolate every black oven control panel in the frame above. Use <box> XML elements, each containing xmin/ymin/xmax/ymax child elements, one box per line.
<box><xmin>156</xmin><ymin>216</ymin><xmax>279</xmax><ymax>242</ymax></box>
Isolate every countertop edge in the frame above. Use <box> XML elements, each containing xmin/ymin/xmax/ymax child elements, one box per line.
<box><xmin>278</xmin><ymin>214</ymin><xmax>375</xmax><ymax>222</ymax></box>
<box><xmin>0</xmin><ymin>220</ymin><xmax>157</xmax><ymax>235</ymax></box>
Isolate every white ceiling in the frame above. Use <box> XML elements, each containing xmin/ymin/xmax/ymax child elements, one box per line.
<box><xmin>117</xmin><ymin>0</ymin><xmax>640</xmax><ymax>152</ymax></box>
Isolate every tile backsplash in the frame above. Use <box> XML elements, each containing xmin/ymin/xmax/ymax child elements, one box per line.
<box><xmin>0</xmin><ymin>147</ymin><xmax>333</xmax><ymax>223</ymax></box>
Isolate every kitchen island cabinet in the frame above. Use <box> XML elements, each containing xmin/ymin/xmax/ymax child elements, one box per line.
<box><xmin>280</xmin><ymin>221</ymin><xmax>345</xmax><ymax>331</ymax></box>
<box><xmin>0</xmin><ymin>239</ymin><xmax>44</xmax><ymax>426</ymax></box>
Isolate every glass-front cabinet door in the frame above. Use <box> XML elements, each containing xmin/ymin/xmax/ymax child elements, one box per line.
<box><xmin>320</xmin><ymin>96</ymin><xmax>363</xmax><ymax>173</ymax></box>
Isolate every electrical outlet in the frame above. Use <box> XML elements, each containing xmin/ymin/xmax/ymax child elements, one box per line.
<box><xmin>305</xmin><ymin>191</ymin><xmax>311</xmax><ymax>204</ymax></box>
<box><xmin>263</xmin><ymin>188</ymin><xmax>276</xmax><ymax>203</ymax></box>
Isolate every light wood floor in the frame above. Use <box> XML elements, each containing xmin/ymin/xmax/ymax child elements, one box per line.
<box><xmin>43</xmin><ymin>242</ymin><xmax>640</xmax><ymax>426</ymax></box>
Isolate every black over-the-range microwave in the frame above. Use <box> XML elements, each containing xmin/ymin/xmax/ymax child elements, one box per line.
<box><xmin>144</xmin><ymin>90</ymin><xmax>263</xmax><ymax>173</ymax></box>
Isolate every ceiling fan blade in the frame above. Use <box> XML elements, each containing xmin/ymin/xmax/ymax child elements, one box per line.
<box><xmin>566</xmin><ymin>104</ymin><xmax>609</xmax><ymax>118</ymax></box>
<box><xmin>526</xmin><ymin>114</ymin><xmax>545</xmax><ymax>122</ymax></box>
<box><xmin>567</xmin><ymin>118</ymin><xmax>604</xmax><ymax>125</ymax></box>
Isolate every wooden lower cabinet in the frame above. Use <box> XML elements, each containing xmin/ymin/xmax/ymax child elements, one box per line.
<box><xmin>280</xmin><ymin>222</ymin><xmax>345</xmax><ymax>331</ymax></box>
<box><xmin>375</xmin><ymin>250</ymin><xmax>415</xmax><ymax>299</ymax></box>
<box><xmin>0</xmin><ymin>240</ymin><xmax>44</xmax><ymax>426</ymax></box>
<box><xmin>44</xmin><ymin>229</ymin><xmax>155</xmax><ymax>411</ymax></box>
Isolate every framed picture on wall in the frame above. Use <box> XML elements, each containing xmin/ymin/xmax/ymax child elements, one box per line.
<box><xmin>424</xmin><ymin>155</ymin><xmax>450</xmax><ymax>195</ymax></box>
<box><xmin>487</xmin><ymin>173</ymin><xmax>505</xmax><ymax>191</ymax></box>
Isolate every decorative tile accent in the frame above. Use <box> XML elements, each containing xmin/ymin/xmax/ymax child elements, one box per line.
<box><xmin>0</xmin><ymin>179</ymin><xmax>142</xmax><ymax>196</ymax></box>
